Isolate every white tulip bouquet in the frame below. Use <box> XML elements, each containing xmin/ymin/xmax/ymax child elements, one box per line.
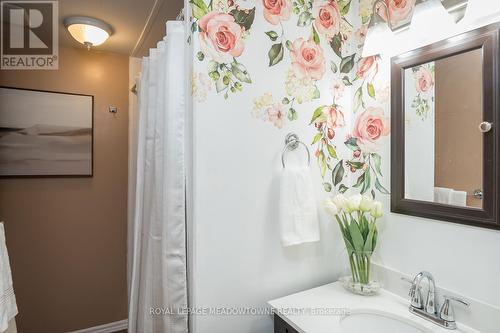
<box><xmin>324</xmin><ymin>194</ymin><xmax>383</xmax><ymax>286</ymax></box>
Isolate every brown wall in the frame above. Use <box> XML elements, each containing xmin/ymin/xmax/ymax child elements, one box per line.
<box><xmin>435</xmin><ymin>49</ymin><xmax>483</xmax><ymax>208</ymax></box>
<box><xmin>0</xmin><ymin>46</ymin><xmax>128</xmax><ymax>332</ymax></box>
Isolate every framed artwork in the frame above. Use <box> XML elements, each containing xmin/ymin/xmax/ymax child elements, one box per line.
<box><xmin>0</xmin><ymin>86</ymin><xmax>94</xmax><ymax>177</ymax></box>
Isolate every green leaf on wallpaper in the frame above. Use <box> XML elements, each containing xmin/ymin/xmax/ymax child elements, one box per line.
<box><xmin>196</xmin><ymin>51</ymin><xmax>205</xmax><ymax>61</ymax></box>
<box><xmin>361</xmin><ymin>170</ymin><xmax>371</xmax><ymax>194</ymax></box>
<box><xmin>282</xmin><ymin>97</ymin><xmax>290</xmax><ymax>104</ymax></box>
<box><xmin>312</xmin><ymin>26</ymin><xmax>320</xmax><ymax>45</ymax></box>
<box><xmin>353</xmin><ymin>86</ymin><xmax>363</xmax><ymax>111</ymax></box>
<box><xmin>339</xmin><ymin>184</ymin><xmax>348</xmax><ymax>194</ymax></box>
<box><xmin>265</xmin><ymin>31</ymin><xmax>279</xmax><ymax>41</ymax></box>
<box><xmin>318</xmin><ymin>151</ymin><xmax>327</xmax><ymax>177</ymax></box>
<box><xmin>312</xmin><ymin>86</ymin><xmax>320</xmax><ymax>99</ymax></box>
<box><xmin>342</xmin><ymin>76</ymin><xmax>352</xmax><ymax>85</ymax></box>
<box><xmin>190</xmin><ymin>0</ymin><xmax>208</xmax><ymax>20</ymax></box>
<box><xmin>353</xmin><ymin>172</ymin><xmax>365</xmax><ymax>188</ymax></box>
<box><xmin>287</xmin><ymin>108</ymin><xmax>298</xmax><ymax>121</ymax></box>
<box><xmin>330</xmin><ymin>61</ymin><xmax>338</xmax><ymax>73</ymax></box>
<box><xmin>367</xmin><ymin>82</ymin><xmax>376</xmax><ymax>98</ymax></box>
<box><xmin>209</xmin><ymin>71</ymin><xmax>220</xmax><ymax>81</ymax></box>
<box><xmin>208</xmin><ymin>60</ymin><xmax>218</xmax><ymax>72</ymax></box>
<box><xmin>323</xmin><ymin>182</ymin><xmax>333</xmax><ymax>192</ymax></box>
<box><xmin>332</xmin><ymin>160</ymin><xmax>344</xmax><ymax>186</ymax></box>
<box><xmin>362</xmin><ymin>14</ymin><xmax>371</xmax><ymax>25</ymax></box>
<box><xmin>340</xmin><ymin>54</ymin><xmax>355</xmax><ymax>73</ymax></box>
<box><xmin>231</xmin><ymin>62</ymin><xmax>252</xmax><ymax>83</ymax></box>
<box><xmin>344</xmin><ymin>137</ymin><xmax>359</xmax><ymax>151</ymax></box>
<box><xmin>375</xmin><ymin>178</ymin><xmax>390</xmax><ymax>194</ymax></box>
<box><xmin>297</xmin><ymin>12</ymin><xmax>311</xmax><ymax>27</ymax></box>
<box><xmin>230</xmin><ymin>7</ymin><xmax>256</xmax><ymax>31</ymax></box>
<box><xmin>191</xmin><ymin>22</ymin><xmax>198</xmax><ymax>33</ymax></box>
<box><xmin>285</xmin><ymin>40</ymin><xmax>293</xmax><ymax>51</ymax></box>
<box><xmin>215</xmin><ymin>77</ymin><xmax>228</xmax><ymax>93</ymax></box>
<box><xmin>371</xmin><ymin>153</ymin><xmax>382</xmax><ymax>176</ymax></box>
<box><xmin>327</xmin><ymin>144</ymin><xmax>337</xmax><ymax>159</ymax></box>
<box><xmin>349</xmin><ymin>161</ymin><xmax>364</xmax><ymax>169</ymax></box>
<box><xmin>330</xmin><ymin>34</ymin><xmax>342</xmax><ymax>58</ymax></box>
<box><xmin>268</xmin><ymin>43</ymin><xmax>284</xmax><ymax>66</ymax></box>
<box><xmin>309</xmin><ymin>105</ymin><xmax>326</xmax><ymax>124</ymax></box>
<box><xmin>312</xmin><ymin>132</ymin><xmax>322</xmax><ymax>144</ymax></box>
<box><xmin>340</xmin><ymin>0</ymin><xmax>352</xmax><ymax>16</ymax></box>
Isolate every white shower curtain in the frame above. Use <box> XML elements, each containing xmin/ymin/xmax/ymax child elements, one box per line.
<box><xmin>128</xmin><ymin>21</ymin><xmax>188</xmax><ymax>333</ymax></box>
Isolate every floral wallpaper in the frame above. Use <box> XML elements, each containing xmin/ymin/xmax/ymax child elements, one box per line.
<box><xmin>410</xmin><ymin>63</ymin><xmax>435</xmax><ymax>120</ymax></box>
<box><xmin>190</xmin><ymin>0</ymin><xmax>418</xmax><ymax>198</ymax></box>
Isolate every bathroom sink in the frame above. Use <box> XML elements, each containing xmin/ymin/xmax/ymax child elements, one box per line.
<box><xmin>341</xmin><ymin>310</ymin><xmax>433</xmax><ymax>333</ymax></box>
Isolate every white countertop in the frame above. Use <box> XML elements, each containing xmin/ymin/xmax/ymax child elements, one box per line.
<box><xmin>268</xmin><ymin>282</ymin><xmax>479</xmax><ymax>333</ymax></box>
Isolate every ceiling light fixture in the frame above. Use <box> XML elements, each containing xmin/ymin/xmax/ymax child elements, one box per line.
<box><xmin>64</xmin><ymin>16</ymin><xmax>113</xmax><ymax>50</ymax></box>
<box><xmin>362</xmin><ymin>0</ymin><xmax>469</xmax><ymax>57</ymax></box>
<box><xmin>362</xmin><ymin>1</ymin><xmax>395</xmax><ymax>57</ymax></box>
<box><xmin>410</xmin><ymin>0</ymin><xmax>456</xmax><ymax>43</ymax></box>
<box><xmin>462</xmin><ymin>0</ymin><xmax>500</xmax><ymax>25</ymax></box>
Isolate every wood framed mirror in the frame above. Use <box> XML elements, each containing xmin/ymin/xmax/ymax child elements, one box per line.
<box><xmin>391</xmin><ymin>23</ymin><xmax>500</xmax><ymax>230</ymax></box>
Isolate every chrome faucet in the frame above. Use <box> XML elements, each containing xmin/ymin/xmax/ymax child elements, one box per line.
<box><xmin>404</xmin><ymin>271</ymin><xmax>470</xmax><ymax>330</ymax></box>
<box><xmin>410</xmin><ymin>271</ymin><xmax>437</xmax><ymax>314</ymax></box>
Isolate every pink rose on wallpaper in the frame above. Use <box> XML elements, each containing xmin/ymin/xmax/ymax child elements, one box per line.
<box><xmin>357</xmin><ymin>56</ymin><xmax>378</xmax><ymax>81</ymax></box>
<box><xmin>324</xmin><ymin>106</ymin><xmax>345</xmax><ymax>129</ymax></box>
<box><xmin>377</xmin><ymin>0</ymin><xmax>416</xmax><ymax>27</ymax></box>
<box><xmin>265</xmin><ymin>103</ymin><xmax>286</xmax><ymax>129</ymax></box>
<box><xmin>313</xmin><ymin>0</ymin><xmax>341</xmax><ymax>40</ymax></box>
<box><xmin>290</xmin><ymin>38</ymin><xmax>326</xmax><ymax>80</ymax></box>
<box><xmin>199</xmin><ymin>12</ymin><xmax>245</xmax><ymax>63</ymax></box>
<box><xmin>415</xmin><ymin>66</ymin><xmax>434</xmax><ymax>93</ymax></box>
<box><xmin>353</xmin><ymin>107</ymin><xmax>390</xmax><ymax>153</ymax></box>
<box><xmin>262</xmin><ymin>0</ymin><xmax>291</xmax><ymax>25</ymax></box>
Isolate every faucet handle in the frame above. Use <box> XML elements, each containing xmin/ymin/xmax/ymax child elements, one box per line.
<box><xmin>443</xmin><ymin>295</ymin><xmax>470</xmax><ymax>307</ymax></box>
<box><xmin>440</xmin><ymin>295</ymin><xmax>470</xmax><ymax>322</ymax></box>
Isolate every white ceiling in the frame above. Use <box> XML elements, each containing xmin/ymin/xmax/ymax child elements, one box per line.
<box><xmin>57</xmin><ymin>0</ymin><xmax>183</xmax><ymax>56</ymax></box>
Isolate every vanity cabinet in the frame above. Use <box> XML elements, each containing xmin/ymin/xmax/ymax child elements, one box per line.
<box><xmin>274</xmin><ymin>314</ymin><xmax>300</xmax><ymax>333</ymax></box>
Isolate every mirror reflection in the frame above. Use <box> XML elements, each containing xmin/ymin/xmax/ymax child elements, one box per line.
<box><xmin>404</xmin><ymin>48</ymin><xmax>483</xmax><ymax>208</ymax></box>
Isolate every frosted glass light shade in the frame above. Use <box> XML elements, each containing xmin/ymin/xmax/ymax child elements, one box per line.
<box><xmin>64</xmin><ymin>17</ymin><xmax>112</xmax><ymax>48</ymax></box>
<box><xmin>362</xmin><ymin>21</ymin><xmax>395</xmax><ymax>57</ymax></box>
<box><xmin>463</xmin><ymin>0</ymin><xmax>500</xmax><ymax>25</ymax></box>
<box><xmin>410</xmin><ymin>0</ymin><xmax>455</xmax><ymax>43</ymax></box>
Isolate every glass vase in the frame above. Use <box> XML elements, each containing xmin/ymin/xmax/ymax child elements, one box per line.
<box><xmin>340</xmin><ymin>250</ymin><xmax>381</xmax><ymax>296</ymax></box>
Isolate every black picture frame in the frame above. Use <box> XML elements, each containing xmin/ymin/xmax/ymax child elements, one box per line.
<box><xmin>390</xmin><ymin>23</ymin><xmax>500</xmax><ymax>230</ymax></box>
<box><xmin>0</xmin><ymin>86</ymin><xmax>94</xmax><ymax>178</ymax></box>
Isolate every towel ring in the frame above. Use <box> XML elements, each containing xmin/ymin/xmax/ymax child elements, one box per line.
<box><xmin>281</xmin><ymin>132</ymin><xmax>311</xmax><ymax>168</ymax></box>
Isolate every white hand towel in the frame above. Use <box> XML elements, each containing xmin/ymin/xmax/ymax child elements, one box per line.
<box><xmin>0</xmin><ymin>223</ymin><xmax>17</xmax><ymax>333</ymax></box>
<box><xmin>434</xmin><ymin>187</ymin><xmax>453</xmax><ymax>204</ymax></box>
<box><xmin>450</xmin><ymin>190</ymin><xmax>467</xmax><ymax>207</ymax></box>
<box><xmin>279</xmin><ymin>166</ymin><xmax>320</xmax><ymax>247</ymax></box>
